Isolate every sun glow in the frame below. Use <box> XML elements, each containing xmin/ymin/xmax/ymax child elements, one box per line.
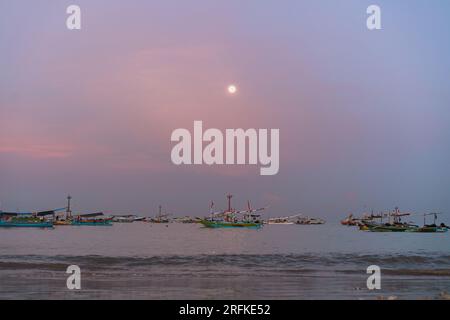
<box><xmin>227</xmin><ymin>84</ymin><xmax>237</xmax><ymax>94</ymax></box>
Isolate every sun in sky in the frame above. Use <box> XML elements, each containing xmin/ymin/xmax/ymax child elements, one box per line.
<box><xmin>227</xmin><ymin>84</ymin><xmax>237</xmax><ymax>94</ymax></box>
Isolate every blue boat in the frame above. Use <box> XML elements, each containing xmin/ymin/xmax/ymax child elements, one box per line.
<box><xmin>71</xmin><ymin>220</ymin><xmax>112</xmax><ymax>226</ymax></box>
<box><xmin>0</xmin><ymin>220</ymin><xmax>54</xmax><ymax>228</ymax></box>
<box><xmin>71</xmin><ymin>212</ymin><xmax>112</xmax><ymax>226</ymax></box>
<box><xmin>0</xmin><ymin>210</ymin><xmax>57</xmax><ymax>228</ymax></box>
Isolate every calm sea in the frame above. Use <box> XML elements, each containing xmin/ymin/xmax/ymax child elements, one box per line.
<box><xmin>0</xmin><ymin>223</ymin><xmax>449</xmax><ymax>299</ymax></box>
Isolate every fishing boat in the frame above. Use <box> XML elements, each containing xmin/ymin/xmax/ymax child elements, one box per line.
<box><xmin>410</xmin><ymin>225</ymin><xmax>448</xmax><ymax>233</ymax></box>
<box><xmin>407</xmin><ymin>213</ymin><xmax>449</xmax><ymax>233</ymax></box>
<box><xmin>54</xmin><ymin>219</ymin><xmax>72</xmax><ymax>226</ymax></box>
<box><xmin>341</xmin><ymin>214</ymin><xmax>363</xmax><ymax>226</ymax></box>
<box><xmin>0</xmin><ymin>218</ymin><xmax>53</xmax><ymax>228</ymax></box>
<box><xmin>365</xmin><ymin>223</ymin><xmax>410</xmax><ymax>232</ymax></box>
<box><xmin>71</xmin><ymin>212</ymin><xmax>112</xmax><ymax>226</ymax></box>
<box><xmin>295</xmin><ymin>215</ymin><xmax>326</xmax><ymax>225</ymax></box>
<box><xmin>358</xmin><ymin>212</ymin><xmax>385</xmax><ymax>230</ymax></box>
<box><xmin>200</xmin><ymin>219</ymin><xmax>262</xmax><ymax>228</ymax></box>
<box><xmin>112</xmin><ymin>215</ymin><xmax>136</xmax><ymax>223</ymax></box>
<box><xmin>0</xmin><ymin>210</ymin><xmax>56</xmax><ymax>228</ymax></box>
<box><xmin>199</xmin><ymin>195</ymin><xmax>265</xmax><ymax>229</ymax></box>
<box><xmin>173</xmin><ymin>216</ymin><xmax>201</xmax><ymax>223</ymax></box>
<box><xmin>364</xmin><ymin>208</ymin><xmax>418</xmax><ymax>232</ymax></box>
<box><xmin>265</xmin><ymin>217</ymin><xmax>294</xmax><ymax>225</ymax></box>
<box><xmin>146</xmin><ymin>206</ymin><xmax>171</xmax><ymax>223</ymax></box>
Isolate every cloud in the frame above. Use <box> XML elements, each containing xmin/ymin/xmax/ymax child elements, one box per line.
<box><xmin>0</xmin><ymin>142</ymin><xmax>73</xmax><ymax>159</ymax></box>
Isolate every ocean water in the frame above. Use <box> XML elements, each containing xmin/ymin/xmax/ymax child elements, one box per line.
<box><xmin>0</xmin><ymin>223</ymin><xmax>449</xmax><ymax>299</ymax></box>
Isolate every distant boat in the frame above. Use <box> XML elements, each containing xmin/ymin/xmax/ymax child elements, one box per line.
<box><xmin>72</xmin><ymin>212</ymin><xmax>112</xmax><ymax>226</ymax></box>
<box><xmin>365</xmin><ymin>223</ymin><xmax>410</xmax><ymax>232</ymax></box>
<box><xmin>199</xmin><ymin>195</ymin><xmax>265</xmax><ymax>229</ymax></box>
<box><xmin>0</xmin><ymin>219</ymin><xmax>53</xmax><ymax>228</ymax></box>
<box><xmin>407</xmin><ymin>213</ymin><xmax>449</xmax><ymax>233</ymax></box>
<box><xmin>341</xmin><ymin>214</ymin><xmax>363</xmax><ymax>226</ymax></box>
<box><xmin>295</xmin><ymin>216</ymin><xmax>326</xmax><ymax>225</ymax></box>
<box><xmin>173</xmin><ymin>216</ymin><xmax>201</xmax><ymax>223</ymax></box>
<box><xmin>112</xmin><ymin>215</ymin><xmax>136</xmax><ymax>223</ymax></box>
<box><xmin>409</xmin><ymin>225</ymin><xmax>448</xmax><ymax>233</ymax></box>
<box><xmin>265</xmin><ymin>213</ymin><xmax>325</xmax><ymax>225</ymax></box>
<box><xmin>54</xmin><ymin>220</ymin><xmax>72</xmax><ymax>226</ymax></box>
<box><xmin>265</xmin><ymin>215</ymin><xmax>297</xmax><ymax>225</ymax></box>
<box><xmin>146</xmin><ymin>206</ymin><xmax>171</xmax><ymax>223</ymax></box>
<box><xmin>200</xmin><ymin>219</ymin><xmax>262</xmax><ymax>229</ymax></box>
<box><xmin>361</xmin><ymin>208</ymin><xmax>421</xmax><ymax>232</ymax></box>
<box><xmin>266</xmin><ymin>219</ymin><xmax>294</xmax><ymax>225</ymax></box>
<box><xmin>0</xmin><ymin>210</ymin><xmax>56</xmax><ymax>228</ymax></box>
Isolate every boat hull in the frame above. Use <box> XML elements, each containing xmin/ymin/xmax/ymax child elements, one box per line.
<box><xmin>408</xmin><ymin>226</ymin><xmax>448</xmax><ymax>233</ymax></box>
<box><xmin>54</xmin><ymin>220</ymin><xmax>72</xmax><ymax>226</ymax></box>
<box><xmin>71</xmin><ymin>221</ymin><xmax>112</xmax><ymax>226</ymax></box>
<box><xmin>200</xmin><ymin>220</ymin><xmax>262</xmax><ymax>229</ymax></box>
<box><xmin>266</xmin><ymin>222</ymin><xmax>294</xmax><ymax>225</ymax></box>
<box><xmin>0</xmin><ymin>221</ymin><xmax>54</xmax><ymax>228</ymax></box>
<box><xmin>368</xmin><ymin>227</ymin><xmax>407</xmax><ymax>232</ymax></box>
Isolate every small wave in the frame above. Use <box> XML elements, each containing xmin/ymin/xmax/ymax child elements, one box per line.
<box><xmin>1</xmin><ymin>253</ymin><xmax>450</xmax><ymax>271</ymax></box>
<box><xmin>383</xmin><ymin>269</ymin><xmax>450</xmax><ymax>276</ymax></box>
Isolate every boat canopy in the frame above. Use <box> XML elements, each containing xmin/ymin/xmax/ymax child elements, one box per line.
<box><xmin>0</xmin><ymin>212</ymin><xmax>21</xmax><ymax>217</ymax></box>
<box><xmin>36</xmin><ymin>210</ymin><xmax>55</xmax><ymax>217</ymax></box>
<box><xmin>76</xmin><ymin>212</ymin><xmax>104</xmax><ymax>218</ymax></box>
<box><xmin>1</xmin><ymin>207</ymin><xmax>65</xmax><ymax>217</ymax></box>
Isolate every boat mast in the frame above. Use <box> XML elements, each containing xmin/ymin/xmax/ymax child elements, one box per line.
<box><xmin>227</xmin><ymin>194</ymin><xmax>233</xmax><ymax>212</ymax></box>
<box><xmin>66</xmin><ymin>195</ymin><xmax>72</xmax><ymax>219</ymax></box>
<box><xmin>226</xmin><ymin>194</ymin><xmax>233</xmax><ymax>222</ymax></box>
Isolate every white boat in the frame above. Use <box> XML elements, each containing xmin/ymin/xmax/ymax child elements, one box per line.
<box><xmin>112</xmin><ymin>215</ymin><xmax>135</xmax><ymax>223</ymax></box>
<box><xmin>266</xmin><ymin>220</ymin><xmax>294</xmax><ymax>225</ymax></box>
<box><xmin>296</xmin><ymin>216</ymin><xmax>325</xmax><ymax>225</ymax></box>
<box><xmin>265</xmin><ymin>215</ymin><xmax>300</xmax><ymax>225</ymax></box>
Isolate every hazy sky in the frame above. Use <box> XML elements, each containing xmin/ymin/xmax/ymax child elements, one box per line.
<box><xmin>1</xmin><ymin>0</ymin><xmax>450</xmax><ymax>221</ymax></box>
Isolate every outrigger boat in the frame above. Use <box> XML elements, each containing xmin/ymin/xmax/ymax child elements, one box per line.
<box><xmin>407</xmin><ymin>213</ymin><xmax>449</xmax><ymax>233</ymax></box>
<box><xmin>199</xmin><ymin>194</ymin><xmax>265</xmax><ymax>229</ymax></box>
<box><xmin>172</xmin><ymin>216</ymin><xmax>201</xmax><ymax>223</ymax></box>
<box><xmin>0</xmin><ymin>209</ymin><xmax>61</xmax><ymax>228</ymax></box>
<box><xmin>361</xmin><ymin>208</ymin><xmax>418</xmax><ymax>232</ymax></box>
<box><xmin>265</xmin><ymin>213</ymin><xmax>325</xmax><ymax>225</ymax></box>
<box><xmin>265</xmin><ymin>217</ymin><xmax>295</xmax><ymax>225</ymax></box>
<box><xmin>72</xmin><ymin>212</ymin><xmax>112</xmax><ymax>226</ymax></box>
<box><xmin>0</xmin><ymin>219</ymin><xmax>53</xmax><ymax>228</ymax></box>
<box><xmin>358</xmin><ymin>212</ymin><xmax>385</xmax><ymax>230</ymax></box>
<box><xmin>146</xmin><ymin>205</ymin><xmax>171</xmax><ymax>223</ymax></box>
<box><xmin>112</xmin><ymin>215</ymin><xmax>136</xmax><ymax>223</ymax></box>
<box><xmin>341</xmin><ymin>214</ymin><xmax>363</xmax><ymax>226</ymax></box>
<box><xmin>295</xmin><ymin>215</ymin><xmax>325</xmax><ymax>225</ymax></box>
